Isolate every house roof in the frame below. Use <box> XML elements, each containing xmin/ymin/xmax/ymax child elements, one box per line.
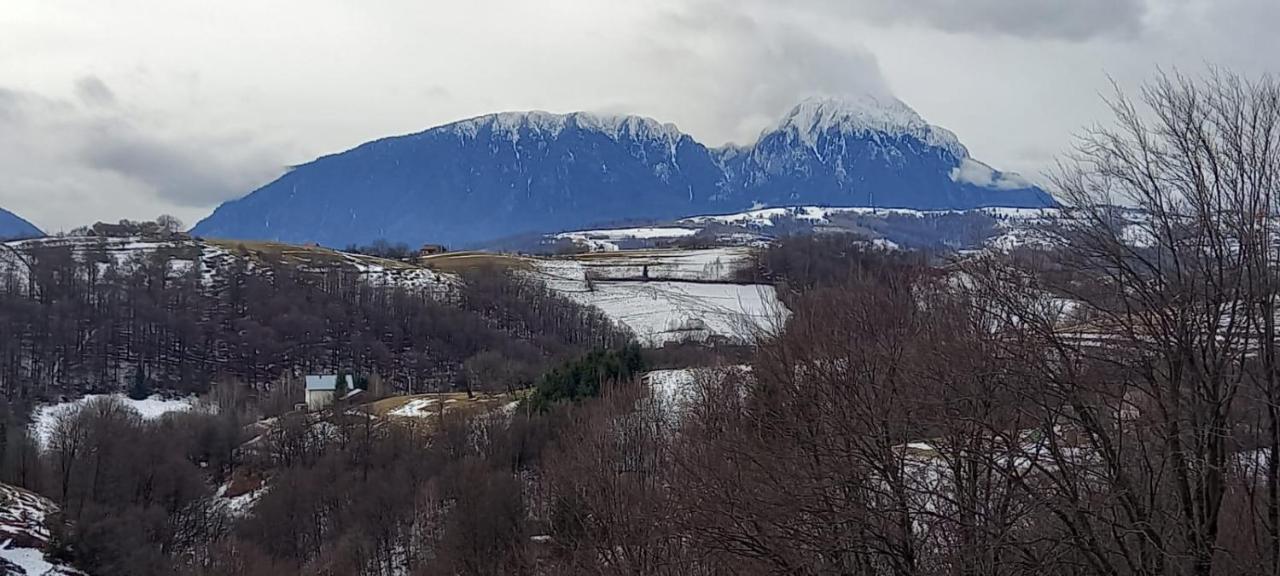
<box><xmin>305</xmin><ymin>374</ymin><xmax>338</xmax><ymax>391</ymax></box>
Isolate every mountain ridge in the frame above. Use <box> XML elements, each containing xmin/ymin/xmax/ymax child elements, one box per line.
<box><xmin>0</xmin><ymin>206</ymin><xmax>43</xmax><ymax>240</ymax></box>
<box><xmin>192</xmin><ymin>96</ymin><xmax>1053</xmax><ymax>247</ymax></box>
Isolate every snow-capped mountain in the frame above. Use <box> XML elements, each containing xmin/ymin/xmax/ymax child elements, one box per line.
<box><xmin>722</xmin><ymin>96</ymin><xmax>1048</xmax><ymax>209</ymax></box>
<box><xmin>0</xmin><ymin>207</ymin><xmax>42</xmax><ymax>240</ymax></box>
<box><xmin>192</xmin><ymin>96</ymin><xmax>1052</xmax><ymax>248</ymax></box>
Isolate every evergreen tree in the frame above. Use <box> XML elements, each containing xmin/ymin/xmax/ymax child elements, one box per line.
<box><xmin>128</xmin><ymin>363</ymin><xmax>151</xmax><ymax>401</ymax></box>
<box><xmin>334</xmin><ymin>372</ymin><xmax>349</xmax><ymax>400</ymax></box>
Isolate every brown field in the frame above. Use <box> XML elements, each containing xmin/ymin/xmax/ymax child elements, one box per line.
<box><xmin>416</xmin><ymin>251</ymin><xmax>532</xmax><ymax>273</ymax></box>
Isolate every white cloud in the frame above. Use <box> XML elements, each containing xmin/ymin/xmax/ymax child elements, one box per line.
<box><xmin>950</xmin><ymin>158</ymin><xmax>1034</xmax><ymax>190</ymax></box>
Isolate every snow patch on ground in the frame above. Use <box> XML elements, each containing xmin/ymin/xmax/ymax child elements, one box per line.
<box><xmin>0</xmin><ymin>543</ymin><xmax>81</xmax><ymax>576</ymax></box>
<box><xmin>31</xmin><ymin>394</ymin><xmax>201</xmax><ymax>449</ymax></box>
<box><xmin>388</xmin><ymin>398</ymin><xmax>441</xmax><ymax>418</ymax></box>
<box><xmin>214</xmin><ymin>482</ymin><xmax>268</xmax><ymax>518</ymax></box>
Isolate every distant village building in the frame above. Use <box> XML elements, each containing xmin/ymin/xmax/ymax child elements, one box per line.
<box><xmin>418</xmin><ymin>244</ymin><xmax>447</xmax><ymax>257</ymax></box>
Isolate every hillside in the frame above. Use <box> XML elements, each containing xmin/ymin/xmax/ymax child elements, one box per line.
<box><xmin>191</xmin><ymin>95</ymin><xmax>1052</xmax><ymax>248</ymax></box>
<box><xmin>0</xmin><ymin>484</ymin><xmax>81</xmax><ymax>575</ymax></box>
<box><xmin>548</xmin><ymin>205</ymin><xmax>1060</xmax><ymax>253</ymax></box>
<box><xmin>0</xmin><ymin>234</ymin><xmax>452</xmax><ymax>298</ymax></box>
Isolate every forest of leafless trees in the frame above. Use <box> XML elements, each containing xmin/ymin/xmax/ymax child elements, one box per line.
<box><xmin>0</xmin><ymin>69</ymin><xmax>1278</xmax><ymax>576</ymax></box>
<box><xmin>0</xmin><ymin>246</ymin><xmax>629</xmax><ymax>401</ymax></box>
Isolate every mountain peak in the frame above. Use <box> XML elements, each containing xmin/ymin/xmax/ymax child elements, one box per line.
<box><xmin>772</xmin><ymin>94</ymin><xmax>968</xmax><ymax>159</ymax></box>
<box><xmin>447</xmin><ymin>110</ymin><xmax>685</xmax><ymax>144</ymax></box>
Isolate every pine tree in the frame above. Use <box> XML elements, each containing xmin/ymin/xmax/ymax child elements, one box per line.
<box><xmin>334</xmin><ymin>372</ymin><xmax>349</xmax><ymax>400</ymax></box>
<box><xmin>128</xmin><ymin>363</ymin><xmax>151</xmax><ymax>401</ymax></box>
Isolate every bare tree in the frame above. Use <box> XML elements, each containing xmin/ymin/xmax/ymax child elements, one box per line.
<box><xmin>966</xmin><ymin>69</ymin><xmax>1280</xmax><ymax>576</ymax></box>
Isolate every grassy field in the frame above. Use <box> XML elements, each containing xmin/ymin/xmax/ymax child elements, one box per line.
<box><xmin>416</xmin><ymin>251</ymin><xmax>533</xmax><ymax>273</ymax></box>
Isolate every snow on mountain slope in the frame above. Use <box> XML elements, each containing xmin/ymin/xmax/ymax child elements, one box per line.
<box><xmin>772</xmin><ymin>95</ymin><xmax>968</xmax><ymax>159</ymax></box>
<box><xmin>724</xmin><ymin>97</ymin><xmax>1053</xmax><ymax>211</ymax></box>
<box><xmin>450</xmin><ymin>111</ymin><xmax>685</xmax><ymax>147</ymax></box>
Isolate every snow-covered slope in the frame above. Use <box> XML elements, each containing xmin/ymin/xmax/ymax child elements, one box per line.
<box><xmin>192</xmin><ymin>95</ymin><xmax>1052</xmax><ymax>248</ymax></box>
<box><xmin>529</xmin><ymin>248</ymin><xmax>785</xmax><ymax>346</ymax></box>
<box><xmin>30</xmin><ymin>393</ymin><xmax>204</xmax><ymax>448</ymax></box>
<box><xmin>768</xmin><ymin>95</ymin><xmax>968</xmax><ymax>159</ymax></box>
<box><xmin>0</xmin><ymin>484</ymin><xmax>82</xmax><ymax>575</ymax></box>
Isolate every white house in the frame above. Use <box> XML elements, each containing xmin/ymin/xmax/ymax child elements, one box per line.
<box><xmin>305</xmin><ymin>374</ymin><xmax>363</xmax><ymax>410</ymax></box>
<box><xmin>306</xmin><ymin>375</ymin><xmax>338</xmax><ymax>410</ymax></box>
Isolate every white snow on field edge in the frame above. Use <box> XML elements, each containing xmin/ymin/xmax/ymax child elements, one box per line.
<box><xmin>30</xmin><ymin>394</ymin><xmax>203</xmax><ymax>449</ymax></box>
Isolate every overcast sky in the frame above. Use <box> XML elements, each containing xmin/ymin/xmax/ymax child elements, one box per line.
<box><xmin>1</xmin><ymin>0</ymin><xmax>1276</xmax><ymax>232</ymax></box>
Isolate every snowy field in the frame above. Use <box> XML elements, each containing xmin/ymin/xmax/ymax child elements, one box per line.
<box><xmin>534</xmin><ymin>254</ymin><xmax>783</xmax><ymax>345</ymax></box>
<box><xmin>543</xmin><ymin>247</ymin><xmax>755</xmax><ymax>283</ymax></box>
<box><xmin>30</xmin><ymin>394</ymin><xmax>202</xmax><ymax>448</ymax></box>
<box><xmin>531</xmin><ymin>249</ymin><xmax>784</xmax><ymax>346</ymax></box>
<box><xmin>388</xmin><ymin>397</ymin><xmax>449</xmax><ymax>418</ymax></box>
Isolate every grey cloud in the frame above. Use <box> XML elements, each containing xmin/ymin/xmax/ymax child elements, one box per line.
<box><xmin>74</xmin><ymin>75</ymin><xmax>116</xmax><ymax>107</ymax></box>
<box><xmin>795</xmin><ymin>0</ymin><xmax>1148</xmax><ymax>41</ymax></box>
<box><xmin>78</xmin><ymin>117</ymin><xmax>277</xmax><ymax>208</ymax></box>
<box><xmin>641</xmin><ymin>0</ymin><xmax>890</xmax><ymax>144</ymax></box>
<box><xmin>0</xmin><ymin>79</ymin><xmax>288</xmax><ymax>230</ymax></box>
